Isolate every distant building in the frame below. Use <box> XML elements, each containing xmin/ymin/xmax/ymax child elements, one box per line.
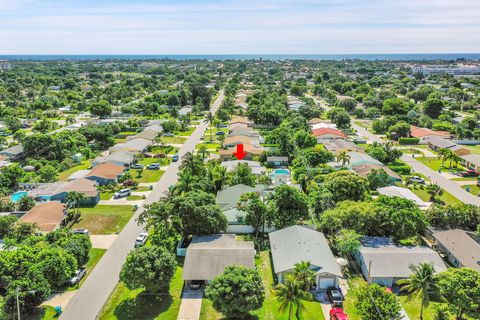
<box><xmin>411</xmin><ymin>65</ymin><xmax>480</xmax><ymax>75</ymax></box>
<box><xmin>0</xmin><ymin>61</ymin><xmax>11</xmax><ymax>71</ymax></box>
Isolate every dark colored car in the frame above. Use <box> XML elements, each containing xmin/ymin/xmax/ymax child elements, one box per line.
<box><xmin>172</xmin><ymin>154</ymin><xmax>179</xmax><ymax>162</ymax></box>
<box><xmin>460</xmin><ymin>169</ymin><xmax>478</xmax><ymax>177</ymax></box>
<box><xmin>190</xmin><ymin>280</ymin><xmax>204</xmax><ymax>290</ymax></box>
<box><xmin>215</xmin><ymin>131</ymin><xmax>225</xmax><ymax>135</ymax></box>
<box><xmin>67</xmin><ymin>267</ymin><xmax>87</xmax><ymax>285</ymax></box>
<box><xmin>327</xmin><ymin>288</ymin><xmax>343</xmax><ymax>307</ymax></box>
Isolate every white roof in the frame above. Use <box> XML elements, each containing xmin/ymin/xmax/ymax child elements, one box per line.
<box><xmin>377</xmin><ymin>186</ymin><xmax>428</xmax><ymax>207</ymax></box>
<box><xmin>220</xmin><ymin>160</ymin><xmax>265</xmax><ymax>175</ymax></box>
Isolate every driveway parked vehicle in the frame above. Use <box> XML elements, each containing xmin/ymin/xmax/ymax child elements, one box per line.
<box><xmin>408</xmin><ymin>176</ymin><xmax>426</xmax><ymax>184</ymax></box>
<box><xmin>73</xmin><ymin>229</ymin><xmax>90</xmax><ymax>236</ymax></box>
<box><xmin>67</xmin><ymin>267</ymin><xmax>87</xmax><ymax>285</ymax></box>
<box><xmin>460</xmin><ymin>169</ymin><xmax>478</xmax><ymax>177</ymax></box>
<box><xmin>330</xmin><ymin>307</ymin><xmax>348</xmax><ymax>320</ymax></box>
<box><xmin>327</xmin><ymin>288</ymin><xmax>343</xmax><ymax>307</ymax></box>
<box><xmin>189</xmin><ymin>280</ymin><xmax>204</xmax><ymax>290</ymax></box>
<box><xmin>114</xmin><ymin>188</ymin><xmax>131</xmax><ymax>198</ymax></box>
<box><xmin>147</xmin><ymin>163</ymin><xmax>160</xmax><ymax>170</ymax></box>
<box><xmin>130</xmin><ymin>163</ymin><xmax>144</xmax><ymax>169</ymax></box>
<box><xmin>215</xmin><ymin>131</ymin><xmax>225</xmax><ymax>135</ymax></box>
<box><xmin>172</xmin><ymin>154</ymin><xmax>179</xmax><ymax>162</ymax></box>
<box><xmin>134</xmin><ymin>232</ymin><xmax>148</xmax><ymax>247</ymax></box>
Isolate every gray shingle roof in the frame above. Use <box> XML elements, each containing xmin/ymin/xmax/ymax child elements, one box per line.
<box><xmin>182</xmin><ymin>234</ymin><xmax>255</xmax><ymax>281</ymax></box>
<box><xmin>216</xmin><ymin>184</ymin><xmax>267</xmax><ymax>210</ymax></box>
<box><xmin>432</xmin><ymin>229</ymin><xmax>480</xmax><ymax>271</ymax></box>
<box><xmin>269</xmin><ymin>225</ymin><xmax>342</xmax><ymax>276</ymax></box>
<box><xmin>426</xmin><ymin>136</ymin><xmax>457</xmax><ymax>149</ymax></box>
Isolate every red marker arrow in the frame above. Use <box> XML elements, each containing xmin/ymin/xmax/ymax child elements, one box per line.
<box><xmin>233</xmin><ymin>144</ymin><xmax>247</xmax><ymax>160</ymax></box>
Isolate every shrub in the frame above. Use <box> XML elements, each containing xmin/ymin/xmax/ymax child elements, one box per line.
<box><xmin>398</xmin><ymin>137</ymin><xmax>420</xmax><ymax>145</ymax></box>
<box><xmin>388</xmin><ymin>164</ymin><xmax>411</xmax><ymax>175</ymax></box>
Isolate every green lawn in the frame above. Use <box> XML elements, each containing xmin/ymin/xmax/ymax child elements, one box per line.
<box><xmin>409</xmin><ymin>186</ymin><xmax>462</xmax><ymax>205</ymax></box>
<box><xmin>127</xmin><ymin>195</ymin><xmax>144</xmax><ymax>201</ymax></box>
<box><xmin>195</xmin><ymin>142</ymin><xmax>221</xmax><ymax>150</ymax></box>
<box><xmin>342</xmin><ymin>277</ymin><xmax>365</xmax><ymax>320</ymax></box>
<box><xmin>100</xmin><ymin>192</ymin><xmax>113</xmax><ymax>200</ymax></box>
<box><xmin>462</xmin><ymin>184</ymin><xmax>480</xmax><ymax>195</ymax></box>
<box><xmin>131</xmin><ymin>169</ymin><xmax>165</xmax><ymax>183</ymax></box>
<box><xmin>162</xmin><ymin>136</ymin><xmax>187</xmax><ymax>144</ymax></box>
<box><xmin>176</xmin><ymin>126</ymin><xmax>196</xmax><ymax>136</ymax></box>
<box><xmin>132</xmin><ymin>186</ymin><xmax>151</xmax><ymax>192</ymax></box>
<box><xmin>416</xmin><ymin>157</ymin><xmax>465</xmax><ymax>173</ymax></box>
<box><xmin>25</xmin><ymin>306</ymin><xmax>58</xmax><ymax>320</ymax></box>
<box><xmin>98</xmin><ymin>266</ymin><xmax>184</xmax><ymax>320</ymax></box>
<box><xmin>398</xmin><ymin>295</ymin><xmax>451</xmax><ymax>320</ymax></box>
<box><xmin>199</xmin><ymin>251</ymin><xmax>325</xmax><ymax>320</ymax></box>
<box><xmin>74</xmin><ymin>205</ymin><xmax>134</xmax><ymax>234</ymax></box>
<box><xmin>58</xmin><ymin>161</ymin><xmax>91</xmax><ymax>181</ymax></box>
<box><xmin>140</xmin><ymin>157</ymin><xmax>169</xmax><ymax>166</ymax></box>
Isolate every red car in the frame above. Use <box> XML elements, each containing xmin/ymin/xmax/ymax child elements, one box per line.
<box><xmin>330</xmin><ymin>308</ymin><xmax>348</xmax><ymax>320</ymax></box>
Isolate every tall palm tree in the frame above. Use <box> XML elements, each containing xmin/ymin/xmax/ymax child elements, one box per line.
<box><xmin>204</xmin><ymin>111</ymin><xmax>214</xmax><ymax>141</ymax></box>
<box><xmin>442</xmin><ymin>149</ymin><xmax>455</xmax><ymax>168</ymax></box>
<box><xmin>275</xmin><ymin>274</ymin><xmax>313</xmax><ymax>320</ymax></box>
<box><xmin>398</xmin><ymin>263</ymin><xmax>439</xmax><ymax>320</ymax></box>
<box><xmin>65</xmin><ymin>191</ymin><xmax>86</xmax><ymax>214</ymax></box>
<box><xmin>449</xmin><ymin>153</ymin><xmax>461</xmax><ymax>168</ymax></box>
<box><xmin>336</xmin><ymin>150</ymin><xmax>350</xmax><ymax>167</ymax></box>
<box><xmin>198</xmin><ymin>144</ymin><xmax>209</xmax><ymax>160</ymax></box>
<box><xmin>437</xmin><ymin>148</ymin><xmax>449</xmax><ymax>165</ymax></box>
<box><xmin>292</xmin><ymin>261</ymin><xmax>316</xmax><ymax>292</ymax></box>
<box><xmin>179</xmin><ymin>152</ymin><xmax>203</xmax><ymax>175</ymax></box>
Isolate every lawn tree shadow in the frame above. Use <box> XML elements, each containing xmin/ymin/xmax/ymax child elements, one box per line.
<box><xmin>113</xmin><ymin>291</ymin><xmax>173</xmax><ymax>320</ymax></box>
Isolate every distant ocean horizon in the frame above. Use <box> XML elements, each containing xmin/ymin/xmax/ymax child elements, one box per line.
<box><xmin>1</xmin><ymin>53</ymin><xmax>480</xmax><ymax>61</ymax></box>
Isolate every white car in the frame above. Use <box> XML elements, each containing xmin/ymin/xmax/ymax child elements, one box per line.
<box><xmin>114</xmin><ymin>188</ymin><xmax>131</xmax><ymax>198</ymax></box>
<box><xmin>135</xmin><ymin>232</ymin><xmax>148</xmax><ymax>247</ymax></box>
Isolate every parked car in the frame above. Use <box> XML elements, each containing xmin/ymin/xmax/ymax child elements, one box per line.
<box><xmin>73</xmin><ymin>229</ymin><xmax>90</xmax><ymax>236</ymax></box>
<box><xmin>330</xmin><ymin>308</ymin><xmax>348</xmax><ymax>320</ymax></box>
<box><xmin>67</xmin><ymin>267</ymin><xmax>87</xmax><ymax>285</ymax></box>
<box><xmin>130</xmin><ymin>163</ymin><xmax>144</xmax><ymax>169</ymax></box>
<box><xmin>327</xmin><ymin>288</ymin><xmax>343</xmax><ymax>307</ymax></box>
<box><xmin>217</xmin><ymin>124</ymin><xmax>228</xmax><ymax>128</ymax></box>
<box><xmin>215</xmin><ymin>131</ymin><xmax>225</xmax><ymax>135</ymax></box>
<box><xmin>408</xmin><ymin>176</ymin><xmax>426</xmax><ymax>184</ymax></box>
<box><xmin>114</xmin><ymin>188</ymin><xmax>131</xmax><ymax>198</ymax></box>
<box><xmin>460</xmin><ymin>169</ymin><xmax>478</xmax><ymax>177</ymax></box>
<box><xmin>147</xmin><ymin>163</ymin><xmax>161</xmax><ymax>170</ymax></box>
<box><xmin>164</xmin><ymin>132</ymin><xmax>174</xmax><ymax>137</ymax></box>
<box><xmin>190</xmin><ymin>280</ymin><xmax>204</xmax><ymax>290</ymax></box>
<box><xmin>172</xmin><ymin>154</ymin><xmax>179</xmax><ymax>162</ymax></box>
<box><xmin>135</xmin><ymin>232</ymin><xmax>148</xmax><ymax>247</ymax></box>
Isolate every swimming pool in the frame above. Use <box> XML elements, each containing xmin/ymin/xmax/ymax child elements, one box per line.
<box><xmin>11</xmin><ymin>191</ymin><xmax>28</xmax><ymax>202</ymax></box>
<box><xmin>273</xmin><ymin>169</ymin><xmax>290</xmax><ymax>175</ymax></box>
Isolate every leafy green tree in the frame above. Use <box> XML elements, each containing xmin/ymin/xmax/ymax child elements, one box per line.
<box><xmin>398</xmin><ymin>263</ymin><xmax>439</xmax><ymax>320</ymax></box>
<box><xmin>120</xmin><ymin>246</ymin><xmax>177</xmax><ymax>293</ymax></box>
<box><xmin>65</xmin><ymin>191</ymin><xmax>86</xmax><ymax>214</ymax></box>
<box><xmin>0</xmin><ymin>163</ymin><xmax>25</xmax><ymax>191</ymax></box>
<box><xmin>238</xmin><ymin>192</ymin><xmax>268</xmax><ymax>241</ymax></box>
<box><xmin>323</xmin><ymin>171</ymin><xmax>369</xmax><ymax>202</ymax></box>
<box><xmin>432</xmin><ymin>306</ymin><xmax>450</xmax><ymax>320</ymax></box>
<box><xmin>228</xmin><ymin>162</ymin><xmax>256</xmax><ymax>187</ymax></box>
<box><xmin>438</xmin><ymin>268</ymin><xmax>480</xmax><ymax>319</ymax></box>
<box><xmin>309</xmin><ymin>187</ymin><xmax>335</xmax><ymax>219</ymax></box>
<box><xmin>367</xmin><ymin>168</ymin><xmax>392</xmax><ymax>189</ymax></box>
<box><xmin>423</xmin><ymin>97</ymin><xmax>445</xmax><ymax>119</ymax></box>
<box><xmin>204</xmin><ymin>111</ymin><xmax>215</xmax><ymax>141</ymax></box>
<box><xmin>426</xmin><ymin>203</ymin><xmax>480</xmax><ymax>230</ymax></box>
<box><xmin>334</xmin><ymin>229</ymin><xmax>361</xmax><ymax>257</ymax></box>
<box><xmin>387</xmin><ymin>121</ymin><xmax>411</xmax><ymax>139</ymax></box>
<box><xmin>36</xmin><ymin>247</ymin><xmax>77</xmax><ymax>287</ymax></box>
<box><xmin>179</xmin><ymin>151</ymin><xmax>204</xmax><ymax>176</ymax></box>
<box><xmin>293</xmin><ymin>130</ymin><xmax>316</xmax><ymax>149</ymax></box>
<box><xmin>427</xmin><ymin>183</ymin><xmax>443</xmax><ymax>202</ymax></box>
<box><xmin>275</xmin><ymin>274</ymin><xmax>312</xmax><ymax>320</ymax></box>
<box><xmin>267</xmin><ymin>185</ymin><xmax>309</xmax><ymax>229</ymax></box>
<box><xmin>336</xmin><ymin>150</ymin><xmax>350</xmax><ymax>167</ymax></box>
<box><xmin>205</xmin><ymin>265</ymin><xmax>264</xmax><ymax>318</ymax></box>
<box><xmin>38</xmin><ymin>164</ymin><xmax>58</xmax><ymax>182</ymax></box>
<box><xmin>383</xmin><ymin>98</ymin><xmax>409</xmax><ymax>115</ymax></box>
<box><xmin>355</xmin><ymin>283</ymin><xmax>402</xmax><ymax>320</ymax></box>
<box><xmin>90</xmin><ymin>100</ymin><xmax>112</xmax><ymax>117</ymax></box>
<box><xmin>16</xmin><ymin>195</ymin><xmax>36</xmax><ymax>211</ymax></box>
<box><xmin>57</xmin><ymin>234</ymin><xmax>92</xmax><ymax>266</ymax></box>
<box><xmin>0</xmin><ymin>215</ymin><xmax>17</xmax><ymax>238</ymax></box>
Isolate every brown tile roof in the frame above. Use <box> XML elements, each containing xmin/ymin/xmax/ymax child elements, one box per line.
<box><xmin>86</xmin><ymin>163</ymin><xmax>125</xmax><ymax>179</ymax></box>
<box><xmin>58</xmin><ymin>178</ymin><xmax>99</xmax><ymax>197</ymax></box>
<box><xmin>410</xmin><ymin>126</ymin><xmax>450</xmax><ymax>139</ymax></box>
<box><xmin>20</xmin><ymin>202</ymin><xmax>66</xmax><ymax>232</ymax></box>
<box><xmin>312</xmin><ymin>128</ymin><xmax>347</xmax><ymax>138</ymax></box>
<box><xmin>224</xmin><ymin>135</ymin><xmax>252</xmax><ymax>146</ymax></box>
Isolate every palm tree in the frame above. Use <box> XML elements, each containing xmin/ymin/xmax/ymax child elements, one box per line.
<box><xmin>336</xmin><ymin>150</ymin><xmax>350</xmax><ymax>167</ymax></box>
<box><xmin>398</xmin><ymin>263</ymin><xmax>439</xmax><ymax>320</ymax></box>
<box><xmin>292</xmin><ymin>261</ymin><xmax>316</xmax><ymax>292</ymax></box>
<box><xmin>204</xmin><ymin>111</ymin><xmax>214</xmax><ymax>141</ymax></box>
<box><xmin>427</xmin><ymin>183</ymin><xmax>443</xmax><ymax>202</ymax></box>
<box><xmin>437</xmin><ymin>148</ymin><xmax>449</xmax><ymax>165</ymax></box>
<box><xmin>218</xmin><ymin>134</ymin><xmax>225</xmax><ymax>148</ymax></box>
<box><xmin>198</xmin><ymin>144</ymin><xmax>209</xmax><ymax>160</ymax></box>
<box><xmin>449</xmin><ymin>153</ymin><xmax>461</xmax><ymax>168</ymax></box>
<box><xmin>179</xmin><ymin>152</ymin><xmax>203</xmax><ymax>175</ymax></box>
<box><xmin>275</xmin><ymin>274</ymin><xmax>313</xmax><ymax>320</ymax></box>
<box><xmin>65</xmin><ymin>191</ymin><xmax>86</xmax><ymax>214</ymax></box>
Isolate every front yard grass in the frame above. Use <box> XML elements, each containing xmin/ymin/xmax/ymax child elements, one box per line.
<box><xmin>398</xmin><ymin>295</ymin><xmax>449</xmax><ymax>320</ymax></box>
<box><xmin>416</xmin><ymin>157</ymin><xmax>465</xmax><ymax>173</ymax></box>
<box><xmin>162</xmin><ymin>136</ymin><xmax>187</xmax><ymax>144</ymax></box>
<box><xmin>176</xmin><ymin>126</ymin><xmax>196</xmax><ymax>136</ymax></box>
<box><xmin>462</xmin><ymin>184</ymin><xmax>480</xmax><ymax>195</ymax></box>
<box><xmin>98</xmin><ymin>266</ymin><xmax>183</xmax><ymax>320</ymax></box>
<box><xmin>131</xmin><ymin>169</ymin><xmax>165</xmax><ymax>183</ymax></box>
<box><xmin>409</xmin><ymin>186</ymin><xmax>462</xmax><ymax>205</ymax></box>
<box><xmin>74</xmin><ymin>205</ymin><xmax>134</xmax><ymax>234</ymax></box>
<box><xmin>100</xmin><ymin>192</ymin><xmax>113</xmax><ymax>200</ymax></box>
<box><xmin>127</xmin><ymin>195</ymin><xmax>144</xmax><ymax>201</ymax></box>
<box><xmin>199</xmin><ymin>251</ymin><xmax>325</xmax><ymax>320</ymax></box>
<box><xmin>58</xmin><ymin>161</ymin><xmax>91</xmax><ymax>181</ymax></box>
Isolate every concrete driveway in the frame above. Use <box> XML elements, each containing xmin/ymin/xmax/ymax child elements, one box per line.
<box><xmin>177</xmin><ymin>287</ymin><xmax>204</xmax><ymax>320</ymax></box>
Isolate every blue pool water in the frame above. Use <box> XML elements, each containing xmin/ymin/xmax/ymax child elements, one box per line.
<box><xmin>273</xmin><ymin>169</ymin><xmax>290</xmax><ymax>175</ymax></box>
<box><xmin>11</xmin><ymin>191</ymin><xmax>27</xmax><ymax>202</ymax></box>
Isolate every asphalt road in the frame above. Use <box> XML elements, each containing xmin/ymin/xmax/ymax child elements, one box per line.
<box><xmin>352</xmin><ymin>123</ymin><xmax>480</xmax><ymax>206</ymax></box>
<box><xmin>60</xmin><ymin>90</ymin><xmax>225</xmax><ymax>320</ymax></box>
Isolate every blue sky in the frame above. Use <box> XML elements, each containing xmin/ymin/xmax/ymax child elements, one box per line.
<box><xmin>1</xmin><ymin>0</ymin><xmax>479</xmax><ymax>54</ymax></box>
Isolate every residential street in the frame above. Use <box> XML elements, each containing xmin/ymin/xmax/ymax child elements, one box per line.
<box><xmin>60</xmin><ymin>90</ymin><xmax>225</xmax><ymax>320</ymax></box>
<box><xmin>352</xmin><ymin>123</ymin><xmax>480</xmax><ymax>206</ymax></box>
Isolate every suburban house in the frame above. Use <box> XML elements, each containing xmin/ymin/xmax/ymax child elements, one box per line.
<box><xmin>0</xmin><ymin>144</ymin><xmax>24</xmax><ymax>160</ymax></box>
<box><xmin>229</xmin><ymin>127</ymin><xmax>260</xmax><ymax>138</ymax></box>
<box><xmin>110</xmin><ymin>138</ymin><xmax>151</xmax><ymax>153</ymax></box>
<box><xmin>311</xmin><ymin>121</ymin><xmax>338</xmax><ymax>131</ymax></box>
<box><xmin>430</xmin><ymin>229</ymin><xmax>480</xmax><ymax>272</ymax></box>
<box><xmin>224</xmin><ymin>135</ymin><xmax>258</xmax><ymax>148</ymax></box>
<box><xmin>218</xmin><ymin>143</ymin><xmax>263</xmax><ymax>160</ymax></box>
<box><xmin>230</xmin><ymin>116</ymin><xmax>254</xmax><ymax>127</ymax></box>
<box><xmin>220</xmin><ymin>160</ymin><xmax>265</xmax><ymax>175</ymax></box>
<box><xmin>216</xmin><ymin>184</ymin><xmax>268</xmax><ymax>210</ymax></box>
<box><xmin>410</xmin><ymin>126</ymin><xmax>451</xmax><ymax>144</ymax></box>
<box><xmin>351</xmin><ymin>163</ymin><xmax>401</xmax><ymax>182</ymax></box>
<box><xmin>19</xmin><ymin>202</ymin><xmax>67</xmax><ymax>232</ymax></box>
<box><xmin>323</xmin><ymin>139</ymin><xmax>363</xmax><ymax>154</ymax></box>
<box><xmin>229</xmin><ymin>122</ymin><xmax>249</xmax><ymax>132</ymax></box>
<box><xmin>426</xmin><ymin>137</ymin><xmax>471</xmax><ymax>155</ymax></box>
<box><xmin>355</xmin><ymin>237</ymin><xmax>447</xmax><ymax>287</ymax></box>
<box><xmin>85</xmin><ymin>163</ymin><xmax>125</xmax><ymax>185</ymax></box>
<box><xmin>178</xmin><ymin>106</ymin><xmax>192</xmax><ymax>116</ymax></box>
<box><xmin>377</xmin><ymin>186</ymin><xmax>428</xmax><ymax>208</ymax></box>
<box><xmin>269</xmin><ymin>225</ymin><xmax>343</xmax><ymax>289</ymax></box>
<box><xmin>348</xmin><ymin>152</ymin><xmax>383</xmax><ymax>166</ymax></box>
<box><xmin>50</xmin><ymin>179</ymin><xmax>100</xmax><ymax>205</ymax></box>
<box><xmin>460</xmin><ymin>154</ymin><xmax>480</xmax><ymax>172</ymax></box>
<box><xmin>312</xmin><ymin>128</ymin><xmax>347</xmax><ymax>142</ymax></box>
<box><xmin>143</xmin><ymin>124</ymin><xmax>164</xmax><ymax>133</ymax></box>
<box><xmin>92</xmin><ymin>151</ymin><xmax>135</xmax><ymax>168</ymax></box>
<box><xmin>182</xmin><ymin>234</ymin><xmax>255</xmax><ymax>285</ymax></box>
<box><xmin>266</xmin><ymin>156</ymin><xmax>289</xmax><ymax>167</ymax></box>
<box><xmin>127</xmin><ymin>130</ymin><xmax>158</xmax><ymax>141</ymax></box>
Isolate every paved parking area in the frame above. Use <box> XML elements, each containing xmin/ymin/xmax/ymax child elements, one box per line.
<box><xmin>177</xmin><ymin>287</ymin><xmax>204</xmax><ymax>320</ymax></box>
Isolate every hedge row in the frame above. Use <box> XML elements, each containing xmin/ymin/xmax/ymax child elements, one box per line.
<box><xmin>398</xmin><ymin>137</ymin><xmax>420</xmax><ymax>145</ymax></box>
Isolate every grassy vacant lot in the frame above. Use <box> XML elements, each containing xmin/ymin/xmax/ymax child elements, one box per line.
<box><xmin>162</xmin><ymin>136</ymin><xmax>187</xmax><ymax>144</ymax></box>
<box><xmin>199</xmin><ymin>251</ymin><xmax>325</xmax><ymax>320</ymax></box>
<box><xmin>98</xmin><ymin>266</ymin><xmax>183</xmax><ymax>320</ymax></box>
<box><xmin>131</xmin><ymin>169</ymin><xmax>165</xmax><ymax>183</ymax></box>
<box><xmin>58</xmin><ymin>161</ymin><xmax>91</xmax><ymax>181</ymax></box>
<box><xmin>74</xmin><ymin>205</ymin><xmax>134</xmax><ymax>234</ymax></box>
